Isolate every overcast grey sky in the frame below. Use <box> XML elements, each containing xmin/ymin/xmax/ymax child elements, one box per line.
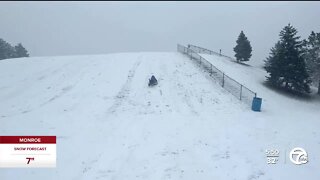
<box><xmin>1</xmin><ymin>1</ymin><xmax>320</xmax><ymax>65</ymax></box>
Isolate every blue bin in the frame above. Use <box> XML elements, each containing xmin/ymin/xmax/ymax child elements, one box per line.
<box><xmin>252</xmin><ymin>97</ymin><xmax>262</xmax><ymax>112</ymax></box>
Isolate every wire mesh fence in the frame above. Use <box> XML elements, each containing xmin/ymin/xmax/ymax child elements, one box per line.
<box><xmin>188</xmin><ymin>44</ymin><xmax>237</xmax><ymax>62</ymax></box>
<box><xmin>177</xmin><ymin>44</ymin><xmax>257</xmax><ymax>106</ymax></box>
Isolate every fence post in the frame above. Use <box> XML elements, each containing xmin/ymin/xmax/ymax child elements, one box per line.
<box><xmin>199</xmin><ymin>56</ymin><xmax>201</xmax><ymax>66</ymax></box>
<box><xmin>210</xmin><ymin>64</ymin><xmax>213</xmax><ymax>76</ymax></box>
<box><xmin>240</xmin><ymin>85</ymin><xmax>243</xmax><ymax>100</ymax></box>
<box><xmin>222</xmin><ymin>73</ymin><xmax>225</xmax><ymax>87</ymax></box>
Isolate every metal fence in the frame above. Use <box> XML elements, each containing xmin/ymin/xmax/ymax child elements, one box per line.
<box><xmin>177</xmin><ymin>44</ymin><xmax>257</xmax><ymax>106</ymax></box>
<box><xmin>188</xmin><ymin>44</ymin><xmax>236</xmax><ymax>62</ymax></box>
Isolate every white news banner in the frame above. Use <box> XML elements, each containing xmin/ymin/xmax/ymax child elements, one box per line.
<box><xmin>0</xmin><ymin>136</ymin><xmax>56</xmax><ymax>168</ymax></box>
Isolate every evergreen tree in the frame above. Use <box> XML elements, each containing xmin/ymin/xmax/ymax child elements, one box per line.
<box><xmin>264</xmin><ymin>24</ymin><xmax>311</xmax><ymax>94</ymax></box>
<box><xmin>233</xmin><ymin>31</ymin><xmax>252</xmax><ymax>62</ymax></box>
<box><xmin>14</xmin><ymin>43</ymin><xmax>29</xmax><ymax>58</ymax></box>
<box><xmin>0</xmin><ymin>38</ymin><xmax>16</xmax><ymax>60</ymax></box>
<box><xmin>303</xmin><ymin>31</ymin><xmax>320</xmax><ymax>95</ymax></box>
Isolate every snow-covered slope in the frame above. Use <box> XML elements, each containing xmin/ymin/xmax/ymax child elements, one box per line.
<box><xmin>0</xmin><ymin>52</ymin><xmax>319</xmax><ymax>180</ymax></box>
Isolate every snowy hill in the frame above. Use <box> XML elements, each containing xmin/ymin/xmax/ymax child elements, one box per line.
<box><xmin>0</xmin><ymin>52</ymin><xmax>319</xmax><ymax>180</ymax></box>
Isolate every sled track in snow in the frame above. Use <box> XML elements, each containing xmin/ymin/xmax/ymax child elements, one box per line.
<box><xmin>107</xmin><ymin>60</ymin><xmax>142</xmax><ymax>114</ymax></box>
<box><xmin>173</xmin><ymin>67</ymin><xmax>199</xmax><ymax>116</ymax></box>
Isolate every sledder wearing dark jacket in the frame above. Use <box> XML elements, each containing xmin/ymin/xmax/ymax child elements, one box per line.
<box><xmin>148</xmin><ymin>75</ymin><xmax>158</xmax><ymax>86</ymax></box>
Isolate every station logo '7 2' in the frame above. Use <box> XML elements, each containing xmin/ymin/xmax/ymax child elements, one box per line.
<box><xmin>289</xmin><ymin>147</ymin><xmax>308</xmax><ymax>165</ymax></box>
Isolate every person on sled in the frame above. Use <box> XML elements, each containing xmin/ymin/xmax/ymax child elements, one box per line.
<box><xmin>148</xmin><ymin>75</ymin><xmax>158</xmax><ymax>86</ymax></box>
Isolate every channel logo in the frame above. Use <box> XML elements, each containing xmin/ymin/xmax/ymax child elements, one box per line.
<box><xmin>289</xmin><ymin>147</ymin><xmax>308</xmax><ymax>165</ymax></box>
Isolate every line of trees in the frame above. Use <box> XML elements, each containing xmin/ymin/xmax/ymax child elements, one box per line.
<box><xmin>0</xmin><ymin>38</ymin><xmax>29</xmax><ymax>60</ymax></box>
<box><xmin>233</xmin><ymin>25</ymin><xmax>320</xmax><ymax>95</ymax></box>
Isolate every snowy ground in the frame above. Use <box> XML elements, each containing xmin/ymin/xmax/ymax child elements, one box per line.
<box><xmin>0</xmin><ymin>52</ymin><xmax>319</xmax><ymax>179</ymax></box>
